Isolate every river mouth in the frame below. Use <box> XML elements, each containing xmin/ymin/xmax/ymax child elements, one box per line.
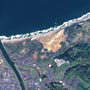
<box><xmin>0</xmin><ymin>40</ymin><xmax>25</xmax><ymax>90</ymax></box>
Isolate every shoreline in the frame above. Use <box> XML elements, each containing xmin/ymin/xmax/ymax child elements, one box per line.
<box><xmin>0</xmin><ymin>12</ymin><xmax>90</xmax><ymax>41</ymax></box>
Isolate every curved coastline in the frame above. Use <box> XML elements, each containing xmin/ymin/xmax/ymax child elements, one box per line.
<box><xmin>0</xmin><ymin>12</ymin><xmax>90</xmax><ymax>40</ymax></box>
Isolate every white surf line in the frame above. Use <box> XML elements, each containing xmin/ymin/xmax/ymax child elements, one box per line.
<box><xmin>0</xmin><ymin>12</ymin><xmax>90</xmax><ymax>40</ymax></box>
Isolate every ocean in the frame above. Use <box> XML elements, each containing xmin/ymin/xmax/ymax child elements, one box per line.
<box><xmin>0</xmin><ymin>0</ymin><xmax>90</xmax><ymax>36</ymax></box>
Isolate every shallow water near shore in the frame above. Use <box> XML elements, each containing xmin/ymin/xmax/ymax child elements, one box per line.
<box><xmin>0</xmin><ymin>0</ymin><xmax>90</xmax><ymax>36</ymax></box>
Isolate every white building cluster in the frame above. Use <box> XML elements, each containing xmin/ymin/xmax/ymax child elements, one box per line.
<box><xmin>54</xmin><ymin>58</ymin><xmax>69</xmax><ymax>67</ymax></box>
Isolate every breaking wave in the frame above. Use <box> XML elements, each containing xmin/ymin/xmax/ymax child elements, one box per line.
<box><xmin>0</xmin><ymin>12</ymin><xmax>90</xmax><ymax>40</ymax></box>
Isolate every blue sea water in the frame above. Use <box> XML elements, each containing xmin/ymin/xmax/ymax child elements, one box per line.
<box><xmin>0</xmin><ymin>0</ymin><xmax>90</xmax><ymax>36</ymax></box>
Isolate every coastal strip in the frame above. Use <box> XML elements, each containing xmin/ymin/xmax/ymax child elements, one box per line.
<box><xmin>0</xmin><ymin>12</ymin><xmax>90</xmax><ymax>40</ymax></box>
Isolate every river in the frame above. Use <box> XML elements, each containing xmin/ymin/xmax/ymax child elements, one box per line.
<box><xmin>0</xmin><ymin>40</ymin><xmax>25</xmax><ymax>90</ymax></box>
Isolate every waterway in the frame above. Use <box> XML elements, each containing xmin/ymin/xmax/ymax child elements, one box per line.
<box><xmin>0</xmin><ymin>0</ymin><xmax>90</xmax><ymax>36</ymax></box>
<box><xmin>0</xmin><ymin>40</ymin><xmax>25</xmax><ymax>90</ymax></box>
